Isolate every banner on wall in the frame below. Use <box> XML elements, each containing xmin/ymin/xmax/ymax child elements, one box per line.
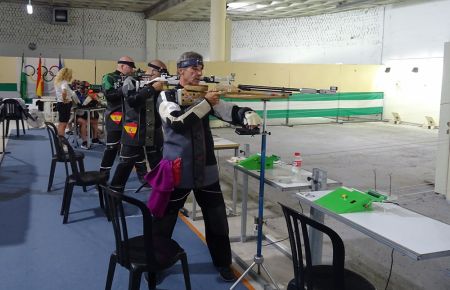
<box><xmin>19</xmin><ymin>53</ymin><xmax>28</xmax><ymax>103</ymax></box>
<box><xmin>36</xmin><ymin>55</ymin><xmax>44</xmax><ymax>97</ymax></box>
<box><xmin>16</xmin><ymin>56</ymin><xmax>60</xmax><ymax>99</ymax></box>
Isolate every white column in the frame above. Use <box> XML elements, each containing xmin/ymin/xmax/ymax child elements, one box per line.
<box><xmin>209</xmin><ymin>0</ymin><xmax>227</xmax><ymax>61</ymax></box>
<box><xmin>435</xmin><ymin>42</ymin><xmax>450</xmax><ymax>200</ymax></box>
<box><xmin>146</xmin><ymin>20</ymin><xmax>158</xmax><ymax>61</ymax></box>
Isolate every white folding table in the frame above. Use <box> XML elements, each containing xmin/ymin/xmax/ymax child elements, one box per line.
<box><xmin>296</xmin><ymin>190</ymin><xmax>450</xmax><ymax>262</ymax></box>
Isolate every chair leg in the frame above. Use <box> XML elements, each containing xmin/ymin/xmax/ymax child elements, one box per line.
<box><xmin>180</xmin><ymin>253</ymin><xmax>191</xmax><ymax>290</ymax></box>
<box><xmin>63</xmin><ymin>182</ymin><xmax>75</xmax><ymax>224</ymax></box>
<box><xmin>48</xmin><ymin>158</ymin><xmax>57</xmax><ymax>192</ymax></box>
<box><xmin>5</xmin><ymin>120</ymin><xmax>10</xmax><ymax>137</ymax></box>
<box><xmin>105</xmin><ymin>254</ymin><xmax>117</xmax><ymax>290</ymax></box>
<box><xmin>97</xmin><ymin>184</ymin><xmax>110</xmax><ymax>221</ymax></box>
<box><xmin>60</xmin><ymin>177</ymin><xmax>70</xmax><ymax>215</ymax></box>
<box><xmin>78</xmin><ymin>159</ymin><xmax>87</xmax><ymax>192</ymax></box>
<box><xmin>146</xmin><ymin>272</ymin><xmax>157</xmax><ymax>290</ymax></box>
<box><xmin>97</xmin><ymin>184</ymin><xmax>105</xmax><ymax>210</ymax></box>
<box><xmin>16</xmin><ymin>119</ymin><xmax>19</xmax><ymax>137</ymax></box>
<box><xmin>21</xmin><ymin>118</ymin><xmax>26</xmax><ymax>134</ymax></box>
<box><xmin>129</xmin><ymin>269</ymin><xmax>143</xmax><ymax>290</ymax></box>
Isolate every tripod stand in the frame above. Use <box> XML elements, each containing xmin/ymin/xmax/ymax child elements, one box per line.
<box><xmin>230</xmin><ymin>99</ymin><xmax>280</xmax><ymax>290</ymax></box>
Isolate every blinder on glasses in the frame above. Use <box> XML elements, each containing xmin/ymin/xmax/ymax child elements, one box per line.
<box><xmin>117</xmin><ymin>60</ymin><xmax>136</xmax><ymax>68</ymax></box>
<box><xmin>148</xmin><ymin>63</ymin><xmax>168</xmax><ymax>75</ymax></box>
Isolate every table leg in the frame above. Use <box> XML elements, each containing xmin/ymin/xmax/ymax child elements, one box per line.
<box><xmin>232</xmin><ymin>147</ymin><xmax>239</xmax><ymax>215</ymax></box>
<box><xmin>309</xmin><ymin>207</ymin><xmax>324</xmax><ymax>265</ymax></box>
<box><xmin>240</xmin><ymin>172</ymin><xmax>249</xmax><ymax>242</ymax></box>
<box><xmin>309</xmin><ymin>168</ymin><xmax>328</xmax><ymax>265</ymax></box>
<box><xmin>87</xmin><ymin>111</ymin><xmax>91</xmax><ymax>148</ymax></box>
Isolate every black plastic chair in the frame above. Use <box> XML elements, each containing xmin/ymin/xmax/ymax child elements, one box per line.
<box><xmin>279</xmin><ymin>203</ymin><xmax>375</xmax><ymax>290</ymax></box>
<box><xmin>1</xmin><ymin>98</ymin><xmax>27</xmax><ymax>137</ymax></box>
<box><xmin>45</xmin><ymin>122</ymin><xmax>86</xmax><ymax>192</ymax></box>
<box><xmin>59</xmin><ymin>136</ymin><xmax>108</xmax><ymax>224</ymax></box>
<box><xmin>101</xmin><ymin>185</ymin><xmax>191</xmax><ymax>290</ymax></box>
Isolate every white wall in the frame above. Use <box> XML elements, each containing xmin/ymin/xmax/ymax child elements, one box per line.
<box><xmin>381</xmin><ymin>0</ymin><xmax>450</xmax><ymax>124</ymax></box>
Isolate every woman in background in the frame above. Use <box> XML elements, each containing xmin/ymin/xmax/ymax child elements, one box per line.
<box><xmin>54</xmin><ymin>67</ymin><xmax>75</xmax><ymax>136</ymax></box>
<box><xmin>76</xmin><ymin>89</ymin><xmax>101</xmax><ymax>149</ymax></box>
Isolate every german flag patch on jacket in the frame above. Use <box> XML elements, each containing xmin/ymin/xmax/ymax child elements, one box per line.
<box><xmin>110</xmin><ymin>112</ymin><xmax>122</xmax><ymax>124</ymax></box>
<box><xmin>124</xmin><ymin>122</ymin><xmax>138</xmax><ymax>138</ymax></box>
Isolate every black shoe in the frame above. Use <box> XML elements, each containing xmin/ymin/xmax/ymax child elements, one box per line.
<box><xmin>80</xmin><ymin>141</ymin><xmax>89</xmax><ymax>150</ymax></box>
<box><xmin>92</xmin><ymin>138</ymin><xmax>100</xmax><ymax>144</ymax></box>
<box><xmin>218</xmin><ymin>267</ymin><xmax>237</xmax><ymax>282</ymax></box>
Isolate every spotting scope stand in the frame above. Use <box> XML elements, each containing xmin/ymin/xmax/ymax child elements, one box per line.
<box><xmin>229</xmin><ymin>87</ymin><xmax>287</xmax><ymax>290</ymax></box>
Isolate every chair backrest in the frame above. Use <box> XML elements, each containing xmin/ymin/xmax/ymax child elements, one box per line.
<box><xmin>44</xmin><ymin>122</ymin><xmax>59</xmax><ymax>157</ymax></box>
<box><xmin>100</xmin><ymin>185</ymin><xmax>158</xmax><ymax>269</ymax></box>
<box><xmin>279</xmin><ymin>203</ymin><xmax>346</xmax><ymax>290</ymax></box>
<box><xmin>0</xmin><ymin>103</ymin><xmax>4</xmax><ymax>122</ymax></box>
<box><xmin>1</xmin><ymin>99</ymin><xmax>24</xmax><ymax>119</ymax></box>
<box><xmin>59</xmin><ymin>136</ymin><xmax>82</xmax><ymax>180</ymax></box>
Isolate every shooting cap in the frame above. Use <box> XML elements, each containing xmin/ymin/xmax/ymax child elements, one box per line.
<box><xmin>177</xmin><ymin>51</ymin><xmax>203</xmax><ymax>69</ymax></box>
<box><xmin>117</xmin><ymin>60</ymin><xmax>136</xmax><ymax>68</ymax></box>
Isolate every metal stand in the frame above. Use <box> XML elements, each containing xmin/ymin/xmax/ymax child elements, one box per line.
<box><xmin>230</xmin><ymin>100</ymin><xmax>280</xmax><ymax>290</ymax></box>
<box><xmin>307</xmin><ymin>168</ymin><xmax>328</xmax><ymax>265</ymax></box>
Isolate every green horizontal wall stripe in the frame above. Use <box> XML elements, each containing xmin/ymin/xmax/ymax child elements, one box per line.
<box><xmin>0</xmin><ymin>83</ymin><xmax>18</xmax><ymax>91</ymax></box>
<box><xmin>222</xmin><ymin>92</ymin><xmax>384</xmax><ymax>102</ymax></box>
<box><xmin>248</xmin><ymin>107</ymin><xmax>383</xmax><ymax>119</ymax></box>
<box><xmin>290</xmin><ymin>92</ymin><xmax>384</xmax><ymax>101</ymax></box>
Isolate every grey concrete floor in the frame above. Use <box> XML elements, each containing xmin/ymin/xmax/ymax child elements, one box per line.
<box><xmin>185</xmin><ymin>121</ymin><xmax>450</xmax><ymax>290</ymax></box>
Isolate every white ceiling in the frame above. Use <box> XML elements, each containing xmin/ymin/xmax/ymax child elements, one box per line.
<box><xmin>2</xmin><ymin>0</ymin><xmax>433</xmax><ymax>21</ymax></box>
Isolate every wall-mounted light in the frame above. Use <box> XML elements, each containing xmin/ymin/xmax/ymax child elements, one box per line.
<box><xmin>385</xmin><ymin>67</ymin><xmax>391</xmax><ymax>73</ymax></box>
<box><xmin>26</xmin><ymin>0</ymin><xmax>33</xmax><ymax>14</ymax></box>
<box><xmin>412</xmin><ymin>67</ymin><xmax>419</xmax><ymax>73</ymax></box>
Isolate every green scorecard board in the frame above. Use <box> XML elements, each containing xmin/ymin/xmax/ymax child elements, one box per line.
<box><xmin>314</xmin><ymin>186</ymin><xmax>386</xmax><ymax>214</ymax></box>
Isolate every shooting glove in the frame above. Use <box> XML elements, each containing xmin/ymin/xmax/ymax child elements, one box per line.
<box><xmin>243</xmin><ymin>111</ymin><xmax>262</xmax><ymax>126</ymax></box>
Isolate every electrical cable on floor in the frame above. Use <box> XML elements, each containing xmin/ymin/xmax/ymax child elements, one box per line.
<box><xmin>384</xmin><ymin>248</ymin><xmax>395</xmax><ymax>290</ymax></box>
<box><xmin>262</xmin><ymin>237</ymin><xmax>289</xmax><ymax>247</ymax></box>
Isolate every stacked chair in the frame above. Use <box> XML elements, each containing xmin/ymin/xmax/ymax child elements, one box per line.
<box><xmin>59</xmin><ymin>136</ymin><xmax>108</xmax><ymax>224</ymax></box>
<box><xmin>45</xmin><ymin>122</ymin><xmax>85</xmax><ymax>192</ymax></box>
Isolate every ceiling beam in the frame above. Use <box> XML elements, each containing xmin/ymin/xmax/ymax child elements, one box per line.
<box><xmin>144</xmin><ymin>0</ymin><xmax>187</xmax><ymax>19</ymax></box>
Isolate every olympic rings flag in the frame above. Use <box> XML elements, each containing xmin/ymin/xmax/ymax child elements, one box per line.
<box><xmin>17</xmin><ymin>56</ymin><xmax>61</xmax><ymax>99</ymax></box>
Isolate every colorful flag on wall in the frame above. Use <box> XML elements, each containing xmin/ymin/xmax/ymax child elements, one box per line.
<box><xmin>19</xmin><ymin>53</ymin><xmax>28</xmax><ymax>102</ymax></box>
<box><xmin>36</xmin><ymin>55</ymin><xmax>44</xmax><ymax>97</ymax></box>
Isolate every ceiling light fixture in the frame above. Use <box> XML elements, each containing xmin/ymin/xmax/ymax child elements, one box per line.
<box><xmin>26</xmin><ymin>0</ymin><xmax>33</xmax><ymax>14</ymax></box>
<box><xmin>336</xmin><ymin>0</ymin><xmax>374</xmax><ymax>9</ymax></box>
<box><xmin>227</xmin><ymin>2</ymin><xmax>250</xmax><ymax>10</ymax></box>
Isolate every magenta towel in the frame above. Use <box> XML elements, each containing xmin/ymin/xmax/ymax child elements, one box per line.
<box><xmin>144</xmin><ymin>159</ymin><xmax>174</xmax><ymax>218</ymax></box>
